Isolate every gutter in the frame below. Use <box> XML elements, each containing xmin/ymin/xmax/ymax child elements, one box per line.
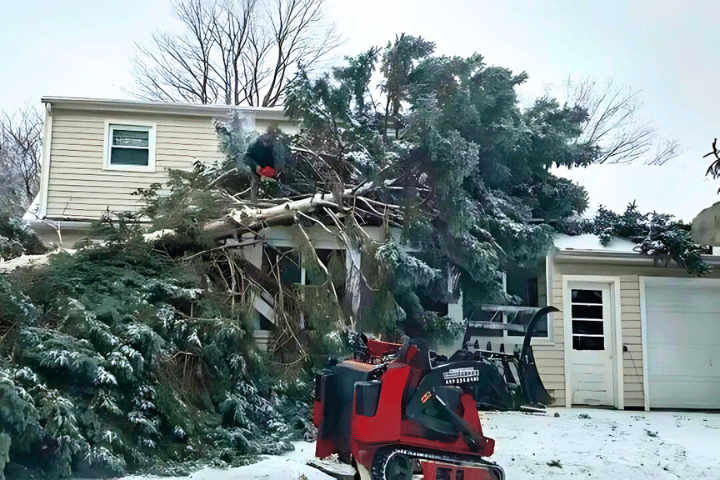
<box><xmin>22</xmin><ymin>218</ymin><xmax>95</xmax><ymax>246</ymax></box>
<box><xmin>554</xmin><ymin>248</ymin><xmax>720</xmax><ymax>267</ymax></box>
<box><xmin>40</xmin><ymin>96</ymin><xmax>288</xmax><ymax>121</ymax></box>
<box><xmin>24</xmin><ymin>218</ymin><xmax>95</xmax><ymax>231</ymax></box>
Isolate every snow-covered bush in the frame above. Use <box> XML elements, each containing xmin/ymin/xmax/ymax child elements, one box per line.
<box><xmin>0</xmin><ymin>229</ymin><xmax>311</xmax><ymax>478</ymax></box>
<box><xmin>0</xmin><ymin>215</ymin><xmax>46</xmax><ymax>261</ymax></box>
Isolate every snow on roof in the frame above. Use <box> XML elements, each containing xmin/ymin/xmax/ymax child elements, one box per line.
<box><xmin>553</xmin><ymin>233</ymin><xmax>638</xmax><ymax>253</ymax></box>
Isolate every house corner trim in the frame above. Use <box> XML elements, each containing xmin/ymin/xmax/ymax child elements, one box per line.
<box><xmin>638</xmin><ymin>276</ymin><xmax>651</xmax><ymax>411</ymax></box>
<box><xmin>38</xmin><ymin>102</ymin><xmax>53</xmax><ymax>219</ymax></box>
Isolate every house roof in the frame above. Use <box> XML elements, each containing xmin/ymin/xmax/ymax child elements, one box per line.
<box><xmin>41</xmin><ymin>96</ymin><xmax>288</xmax><ymax>120</ymax></box>
<box><xmin>552</xmin><ymin>233</ymin><xmax>720</xmax><ymax>266</ymax></box>
<box><xmin>554</xmin><ymin>233</ymin><xmax>637</xmax><ymax>254</ymax></box>
<box><xmin>552</xmin><ymin>233</ymin><xmax>648</xmax><ymax>264</ymax></box>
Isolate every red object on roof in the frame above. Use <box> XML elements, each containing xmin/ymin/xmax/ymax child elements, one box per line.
<box><xmin>258</xmin><ymin>166</ymin><xmax>276</xmax><ymax>178</ymax></box>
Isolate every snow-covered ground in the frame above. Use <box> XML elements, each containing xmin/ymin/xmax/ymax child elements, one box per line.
<box><xmin>117</xmin><ymin>441</ymin><xmax>334</xmax><ymax>480</ymax></box>
<box><xmin>117</xmin><ymin>407</ymin><xmax>720</xmax><ymax>480</ymax></box>
<box><xmin>483</xmin><ymin>407</ymin><xmax>720</xmax><ymax>479</ymax></box>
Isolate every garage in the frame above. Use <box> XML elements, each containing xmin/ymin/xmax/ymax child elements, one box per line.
<box><xmin>643</xmin><ymin>277</ymin><xmax>720</xmax><ymax>409</ymax></box>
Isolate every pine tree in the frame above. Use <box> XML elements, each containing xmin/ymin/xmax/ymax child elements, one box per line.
<box><xmin>285</xmin><ymin>42</ymin><xmax>592</xmax><ymax>338</ymax></box>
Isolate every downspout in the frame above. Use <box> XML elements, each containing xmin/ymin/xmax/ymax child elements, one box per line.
<box><xmin>37</xmin><ymin>101</ymin><xmax>53</xmax><ymax>219</ymax></box>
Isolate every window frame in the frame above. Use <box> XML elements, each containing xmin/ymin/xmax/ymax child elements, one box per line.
<box><xmin>467</xmin><ymin>265</ymin><xmax>553</xmax><ymax>345</ymax></box>
<box><xmin>103</xmin><ymin>120</ymin><xmax>157</xmax><ymax>172</ymax></box>
<box><xmin>570</xmin><ymin>288</ymin><xmax>606</xmax><ymax>350</ymax></box>
<box><xmin>492</xmin><ymin>265</ymin><xmax>554</xmax><ymax>345</ymax></box>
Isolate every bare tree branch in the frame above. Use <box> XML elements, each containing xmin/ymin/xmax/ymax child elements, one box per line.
<box><xmin>564</xmin><ymin>76</ymin><xmax>681</xmax><ymax>165</ymax></box>
<box><xmin>703</xmin><ymin>138</ymin><xmax>720</xmax><ymax>180</ymax></box>
<box><xmin>132</xmin><ymin>0</ymin><xmax>219</xmax><ymax>104</ymax></box>
<box><xmin>130</xmin><ymin>0</ymin><xmax>341</xmax><ymax>107</ymax></box>
<box><xmin>0</xmin><ymin>103</ymin><xmax>43</xmax><ymax>214</ymax></box>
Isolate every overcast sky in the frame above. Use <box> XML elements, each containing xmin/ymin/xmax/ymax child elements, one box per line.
<box><xmin>2</xmin><ymin>0</ymin><xmax>719</xmax><ymax>221</ymax></box>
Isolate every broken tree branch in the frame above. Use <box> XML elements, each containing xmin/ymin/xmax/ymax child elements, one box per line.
<box><xmin>205</xmin><ymin>188</ymin><xmax>349</xmax><ymax>236</ymax></box>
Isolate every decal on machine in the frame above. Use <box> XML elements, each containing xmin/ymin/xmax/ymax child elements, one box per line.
<box><xmin>442</xmin><ymin>367</ymin><xmax>479</xmax><ymax>385</ymax></box>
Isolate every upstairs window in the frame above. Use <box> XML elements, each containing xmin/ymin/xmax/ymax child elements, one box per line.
<box><xmin>104</xmin><ymin>123</ymin><xmax>156</xmax><ymax>171</ymax></box>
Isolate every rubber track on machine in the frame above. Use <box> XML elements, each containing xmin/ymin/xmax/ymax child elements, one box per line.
<box><xmin>370</xmin><ymin>446</ymin><xmax>505</xmax><ymax>480</ymax></box>
<box><xmin>370</xmin><ymin>447</ymin><xmax>409</xmax><ymax>480</ymax></box>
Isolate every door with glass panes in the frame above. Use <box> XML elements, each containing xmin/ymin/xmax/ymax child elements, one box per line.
<box><xmin>567</xmin><ymin>282</ymin><xmax>615</xmax><ymax>406</ymax></box>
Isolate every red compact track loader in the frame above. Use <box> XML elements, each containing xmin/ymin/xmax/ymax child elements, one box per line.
<box><xmin>312</xmin><ymin>306</ymin><xmax>558</xmax><ymax>480</ymax></box>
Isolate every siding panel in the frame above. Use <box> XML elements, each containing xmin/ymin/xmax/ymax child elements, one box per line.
<box><xmin>534</xmin><ymin>265</ymin><xmax>565</xmax><ymax>402</ymax></box>
<box><xmin>533</xmin><ymin>349</ymin><xmax>564</xmax><ymax>360</ymax></box>
<box><xmin>535</xmin><ymin>358</ymin><xmax>564</xmax><ymax>368</ymax></box>
<box><xmin>46</xmin><ymin>108</ymin><xmax>284</xmax><ymax>219</ymax></box>
<box><xmin>52</xmin><ymin>172</ymin><xmax>168</xmax><ymax>182</ymax></box>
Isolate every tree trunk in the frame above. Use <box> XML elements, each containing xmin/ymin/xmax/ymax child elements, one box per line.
<box><xmin>205</xmin><ymin>189</ymin><xmax>349</xmax><ymax>237</ymax></box>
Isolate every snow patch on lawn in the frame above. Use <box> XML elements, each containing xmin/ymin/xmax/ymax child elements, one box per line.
<box><xmin>116</xmin><ymin>441</ymin><xmax>332</xmax><ymax>480</ymax></box>
<box><xmin>482</xmin><ymin>407</ymin><xmax>720</xmax><ymax>479</ymax></box>
<box><xmin>115</xmin><ymin>407</ymin><xmax>720</xmax><ymax>479</ymax></box>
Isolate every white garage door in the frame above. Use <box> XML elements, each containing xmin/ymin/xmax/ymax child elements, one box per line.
<box><xmin>644</xmin><ymin>278</ymin><xmax>720</xmax><ymax>409</ymax></box>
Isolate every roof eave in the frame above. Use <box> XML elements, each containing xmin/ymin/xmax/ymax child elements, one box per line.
<box><xmin>40</xmin><ymin>96</ymin><xmax>288</xmax><ymax>121</ymax></box>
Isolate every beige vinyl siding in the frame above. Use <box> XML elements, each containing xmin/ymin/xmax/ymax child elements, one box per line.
<box><xmin>46</xmin><ymin>108</ymin><xmax>298</xmax><ymax>220</ymax></box>
<box><xmin>551</xmin><ymin>261</ymin><xmax>720</xmax><ymax>408</ymax></box>
<box><xmin>533</xmin><ymin>271</ymin><xmax>566</xmax><ymax>406</ymax></box>
<box><xmin>47</xmin><ymin>109</ymin><xmax>223</xmax><ymax>219</ymax></box>
<box><xmin>534</xmin><ymin>263</ymin><xmax>563</xmax><ymax>400</ymax></box>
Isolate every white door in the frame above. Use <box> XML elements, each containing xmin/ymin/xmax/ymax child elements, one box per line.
<box><xmin>568</xmin><ymin>282</ymin><xmax>615</xmax><ymax>406</ymax></box>
<box><xmin>644</xmin><ymin>278</ymin><xmax>720</xmax><ymax>409</ymax></box>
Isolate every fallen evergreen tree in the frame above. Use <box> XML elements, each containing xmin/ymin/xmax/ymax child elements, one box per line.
<box><xmin>0</xmin><ymin>222</ymin><xmax>316</xmax><ymax>479</ymax></box>
<box><xmin>0</xmin><ymin>215</ymin><xmax>46</xmax><ymax>262</ymax></box>
<box><xmin>0</xmin><ymin>35</ymin><xmax>660</xmax><ymax>478</ymax></box>
<box><xmin>196</xmin><ymin>36</ymin><xmax>600</xmax><ymax>342</ymax></box>
<box><xmin>557</xmin><ymin>202</ymin><xmax>711</xmax><ymax>275</ymax></box>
